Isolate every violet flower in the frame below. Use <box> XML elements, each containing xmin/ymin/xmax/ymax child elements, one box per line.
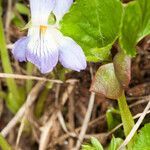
<box><xmin>12</xmin><ymin>0</ymin><xmax>87</xmax><ymax>74</ymax></box>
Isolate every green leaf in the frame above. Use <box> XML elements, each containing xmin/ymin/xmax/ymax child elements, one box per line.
<box><xmin>82</xmin><ymin>137</ymin><xmax>103</xmax><ymax>150</ymax></box>
<box><xmin>0</xmin><ymin>134</ymin><xmax>12</xmax><ymax>150</ymax></box>
<box><xmin>90</xmin><ymin>63</ymin><xmax>123</xmax><ymax>100</ymax></box>
<box><xmin>6</xmin><ymin>87</ymin><xmax>26</xmax><ymax>114</ymax></box>
<box><xmin>106</xmin><ymin>108</ymin><xmax>121</xmax><ymax>131</ymax></box>
<box><xmin>133</xmin><ymin>123</ymin><xmax>150</xmax><ymax>150</ymax></box>
<box><xmin>119</xmin><ymin>1</ymin><xmax>141</xmax><ymax>56</ymax></box>
<box><xmin>0</xmin><ymin>0</ymin><xmax>2</xmax><ymax>16</ymax></box>
<box><xmin>15</xmin><ymin>3</ymin><xmax>30</xmax><ymax>17</ymax></box>
<box><xmin>91</xmin><ymin>137</ymin><xmax>103</xmax><ymax>150</ymax></box>
<box><xmin>137</xmin><ymin>0</ymin><xmax>150</xmax><ymax>41</ymax></box>
<box><xmin>12</xmin><ymin>15</ymin><xmax>26</xmax><ymax>28</ymax></box>
<box><xmin>61</xmin><ymin>0</ymin><xmax>123</xmax><ymax>62</ymax></box>
<box><xmin>108</xmin><ymin>136</ymin><xmax>124</xmax><ymax>150</ymax></box>
<box><xmin>88</xmin><ymin>44</ymin><xmax>112</xmax><ymax>62</ymax></box>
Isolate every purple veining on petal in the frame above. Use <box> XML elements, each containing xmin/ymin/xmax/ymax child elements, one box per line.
<box><xmin>26</xmin><ymin>28</ymin><xmax>59</xmax><ymax>74</ymax></box>
<box><xmin>58</xmin><ymin>36</ymin><xmax>87</xmax><ymax>72</ymax></box>
<box><xmin>53</xmin><ymin>0</ymin><xmax>73</xmax><ymax>22</ymax></box>
<box><xmin>12</xmin><ymin>36</ymin><xmax>29</xmax><ymax>62</ymax></box>
<box><xmin>26</xmin><ymin>48</ymin><xmax>58</xmax><ymax>74</ymax></box>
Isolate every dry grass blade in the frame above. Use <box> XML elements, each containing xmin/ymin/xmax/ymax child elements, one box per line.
<box><xmin>39</xmin><ymin>114</ymin><xmax>57</xmax><ymax>150</ymax></box>
<box><xmin>16</xmin><ymin>116</ymin><xmax>26</xmax><ymax>146</ymax></box>
<box><xmin>74</xmin><ymin>92</ymin><xmax>95</xmax><ymax>150</ymax></box>
<box><xmin>118</xmin><ymin>97</ymin><xmax>150</xmax><ymax>150</ymax></box>
<box><xmin>0</xmin><ymin>73</ymin><xmax>63</xmax><ymax>83</ymax></box>
<box><xmin>57</xmin><ymin>111</ymin><xmax>69</xmax><ymax>133</ymax></box>
<box><xmin>1</xmin><ymin>82</ymin><xmax>44</xmax><ymax>137</ymax></box>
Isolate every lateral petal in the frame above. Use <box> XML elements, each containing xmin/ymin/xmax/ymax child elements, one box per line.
<box><xmin>12</xmin><ymin>36</ymin><xmax>29</xmax><ymax>62</ymax></box>
<box><xmin>51</xmin><ymin>29</ymin><xmax>87</xmax><ymax>71</ymax></box>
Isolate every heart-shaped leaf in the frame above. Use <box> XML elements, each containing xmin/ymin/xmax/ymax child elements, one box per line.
<box><xmin>61</xmin><ymin>0</ymin><xmax>123</xmax><ymax>62</ymax></box>
<box><xmin>90</xmin><ymin>63</ymin><xmax>123</xmax><ymax>100</ymax></box>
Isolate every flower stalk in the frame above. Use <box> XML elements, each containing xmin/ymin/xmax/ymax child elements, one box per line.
<box><xmin>118</xmin><ymin>91</ymin><xmax>136</xmax><ymax>149</ymax></box>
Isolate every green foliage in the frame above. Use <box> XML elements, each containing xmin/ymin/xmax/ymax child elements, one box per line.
<box><xmin>119</xmin><ymin>1</ymin><xmax>141</xmax><ymax>56</ymax></box>
<box><xmin>0</xmin><ymin>134</ymin><xmax>12</xmax><ymax>150</ymax></box>
<box><xmin>120</xmin><ymin>0</ymin><xmax>150</xmax><ymax>56</ymax></box>
<box><xmin>61</xmin><ymin>0</ymin><xmax>123</xmax><ymax>62</ymax></box>
<box><xmin>6</xmin><ymin>87</ymin><xmax>26</xmax><ymax>113</ymax></box>
<box><xmin>0</xmin><ymin>0</ymin><xmax>2</xmax><ymax>16</ymax></box>
<box><xmin>82</xmin><ymin>137</ymin><xmax>103</xmax><ymax>150</ymax></box>
<box><xmin>106</xmin><ymin>108</ymin><xmax>121</xmax><ymax>131</ymax></box>
<box><xmin>15</xmin><ymin>3</ymin><xmax>30</xmax><ymax>17</ymax></box>
<box><xmin>35</xmin><ymin>83</ymin><xmax>53</xmax><ymax>118</ymax></box>
<box><xmin>12</xmin><ymin>2</ymin><xmax>30</xmax><ymax>28</ymax></box>
<box><xmin>133</xmin><ymin>123</ymin><xmax>150</xmax><ymax>150</ymax></box>
<box><xmin>137</xmin><ymin>0</ymin><xmax>150</xmax><ymax>41</ymax></box>
<box><xmin>108</xmin><ymin>136</ymin><xmax>124</xmax><ymax>150</ymax></box>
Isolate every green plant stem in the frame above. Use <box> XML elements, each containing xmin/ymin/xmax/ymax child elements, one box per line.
<box><xmin>0</xmin><ymin>134</ymin><xmax>12</xmax><ymax>150</ymax></box>
<box><xmin>118</xmin><ymin>91</ymin><xmax>136</xmax><ymax>149</ymax></box>
<box><xmin>26</xmin><ymin>62</ymin><xmax>34</xmax><ymax>93</ymax></box>
<box><xmin>0</xmin><ymin>17</ymin><xmax>20</xmax><ymax>100</ymax></box>
<box><xmin>0</xmin><ymin>91</ymin><xmax>6</xmax><ymax>99</ymax></box>
<box><xmin>35</xmin><ymin>83</ymin><xmax>53</xmax><ymax>118</ymax></box>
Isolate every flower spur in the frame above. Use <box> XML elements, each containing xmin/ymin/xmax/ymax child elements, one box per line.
<box><xmin>12</xmin><ymin>0</ymin><xmax>87</xmax><ymax>74</ymax></box>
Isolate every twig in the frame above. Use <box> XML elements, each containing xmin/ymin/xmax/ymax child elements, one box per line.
<box><xmin>53</xmin><ymin>115</ymin><xmax>105</xmax><ymax>146</ymax></box>
<box><xmin>0</xmin><ymin>73</ymin><xmax>63</xmax><ymax>83</ymax></box>
<box><xmin>1</xmin><ymin>82</ymin><xmax>44</xmax><ymax>137</ymax></box>
<box><xmin>129</xmin><ymin>98</ymin><xmax>149</xmax><ymax>108</ymax></box>
<box><xmin>53</xmin><ymin>96</ymin><xmax>150</xmax><ymax>146</ymax></box>
<box><xmin>16</xmin><ymin>116</ymin><xmax>26</xmax><ymax>146</ymax></box>
<box><xmin>118</xmin><ymin>98</ymin><xmax>150</xmax><ymax>150</ymax></box>
<box><xmin>68</xmin><ymin>90</ymin><xmax>75</xmax><ymax>149</ymax></box>
<box><xmin>74</xmin><ymin>92</ymin><xmax>95</xmax><ymax>150</ymax></box>
<box><xmin>39</xmin><ymin>114</ymin><xmax>57</xmax><ymax>150</ymax></box>
<box><xmin>57</xmin><ymin>111</ymin><xmax>69</xmax><ymax>133</ymax></box>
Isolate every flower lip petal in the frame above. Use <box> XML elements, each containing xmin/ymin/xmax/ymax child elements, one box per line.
<box><xmin>26</xmin><ymin>27</ymin><xmax>59</xmax><ymax>74</ymax></box>
<box><xmin>53</xmin><ymin>0</ymin><xmax>73</xmax><ymax>22</ymax></box>
<box><xmin>12</xmin><ymin>36</ymin><xmax>29</xmax><ymax>62</ymax></box>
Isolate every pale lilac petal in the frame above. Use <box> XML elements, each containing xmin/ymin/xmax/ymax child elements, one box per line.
<box><xmin>12</xmin><ymin>37</ymin><xmax>29</xmax><ymax>62</ymax></box>
<box><xmin>53</xmin><ymin>0</ymin><xmax>73</xmax><ymax>22</ymax></box>
<box><xmin>30</xmin><ymin>0</ymin><xmax>55</xmax><ymax>25</ymax></box>
<box><xmin>26</xmin><ymin>28</ymin><xmax>59</xmax><ymax>74</ymax></box>
<box><xmin>58</xmin><ymin>35</ymin><xmax>87</xmax><ymax>72</ymax></box>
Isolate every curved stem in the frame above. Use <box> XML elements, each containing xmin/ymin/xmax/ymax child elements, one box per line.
<box><xmin>118</xmin><ymin>91</ymin><xmax>136</xmax><ymax>149</ymax></box>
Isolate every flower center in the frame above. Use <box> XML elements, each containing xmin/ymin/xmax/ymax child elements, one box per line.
<box><xmin>40</xmin><ymin>25</ymin><xmax>47</xmax><ymax>35</ymax></box>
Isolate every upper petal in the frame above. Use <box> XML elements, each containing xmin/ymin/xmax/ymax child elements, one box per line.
<box><xmin>26</xmin><ymin>27</ymin><xmax>59</xmax><ymax>74</ymax></box>
<box><xmin>30</xmin><ymin>0</ymin><xmax>55</xmax><ymax>25</ymax></box>
<box><xmin>52</xmin><ymin>29</ymin><xmax>87</xmax><ymax>71</ymax></box>
<box><xmin>12</xmin><ymin>37</ymin><xmax>29</xmax><ymax>62</ymax></box>
<box><xmin>53</xmin><ymin>0</ymin><xmax>73</xmax><ymax>22</ymax></box>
